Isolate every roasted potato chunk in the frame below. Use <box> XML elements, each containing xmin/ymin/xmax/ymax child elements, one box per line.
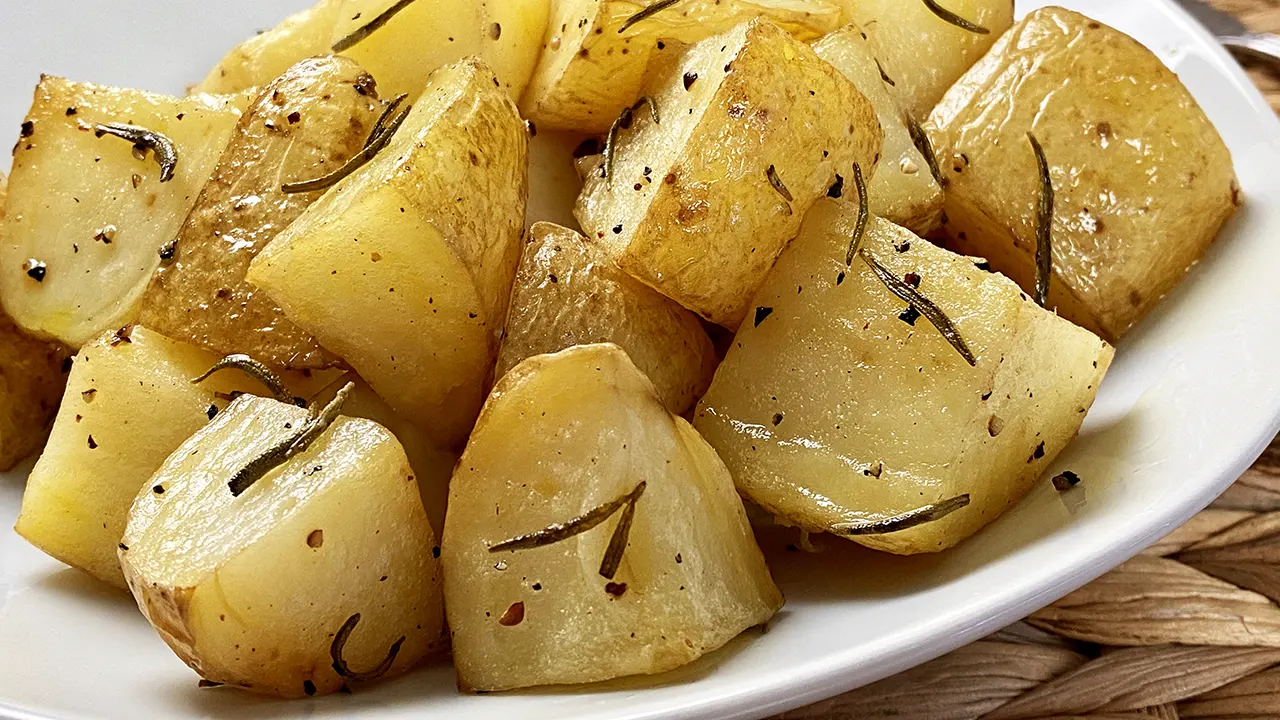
<box><xmin>329</xmin><ymin>0</ymin><xmax>550</xmax><ymax>101</ymax></box>
<box><xmin>926</xmin><ymin>8</ymin><xmax>1240</xmax><ymax>341</ymax></box>
<box><xmin>694</xmin><ymin>199</ymin><xmax>1113</xmax><ymax>554</ymax></box>
<box><xmin>308</xmin><ymin>373</ymin><xmax>457</xmax><ymax>536</ymax></box>
<box><xmin>444</xmin><ymin>344</ymin><xmax>781</xmax><ymax>691</ymax></box>
<box><xmin>249</xmin><ymin>58</ymin><xmax>528</xmax><ymax>449</ymax></box>
<box><xmin>521</xmin><ymin>0</ymin><xmax>844</xmax><ymax>133</ymax></box>
<box><xmin>845</xmin><ymin>0</ymin><xmax>1013</xmax><ymax>120</ymax></box>
<box><xmin>192</xmin><ymin>0</ymin><xmax>344</xmax><ymax>95</ymax></box>
<box><xmin>0</xmin><ymin>78</ymin><xmax>244</xmax><ymax>347</ymax></box>
<box><xmin>140</xmin><ymin>57</ymin><xmax>383</xmax><ymax>369</ymax></box>
<box><xmin>814</xmin><ymin>25</ymin><xmax>943</xmax><ymax>234</ymax></box>
<box><xmin>0</xmin><ymin>173</ymin><xmax>71</xmax><ymax>471</ymax></box>
<box><xmin>575</xmin><ymin>19</ymin><xmax>883</xmax><ymax>328</ymax></box>
<box><xmin>15</xmin><ymin>327</ymin><xmax>332</xmax><ymax>587</ymax></box>
<box><xmin>497</xmin><ymin>222</ymin><xmax>717</xmax><ymax>414</ymax></box>
<box><xmin>121</xmin><ymin>394</ymin><xmax>443</xmax><ymax>697</ymax></box>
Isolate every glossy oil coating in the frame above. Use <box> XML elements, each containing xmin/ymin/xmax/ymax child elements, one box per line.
<box><xmin>496</xmin><ymin>221</ymin><xmax>717</xmax><ymax>415</ymax></box>
<box><xmin>122</xmin><ymin>395</ymin><xmax>443</xmax><ymax>697</ymax></box>
<box><xmin>0</xmin><ymin>79</ymin><xmax>244</xmax><ymax>347</ymax></box>
<box><xmin>575</xmin><ymin>19</ymin><xmax>883</xmax><ymax>328</ymax></box>
<box><xmin>445</xmin><ymin>344</ymin><xmax>781</xmax><ymax>691</ymax></box>
<box><xmin>695</xmin><ymin>199</ymin><xmax>1113</xmax><ymax>554</ymax></box>
<box><xmin>140</xmin><ymin>56</ymin><xmax>382</xmax><ymax>369</ymax></box>
<box><xmin>927</xmin><ymin>6</ymin><xmax>1240</xmax><ymax>341</ymax></box>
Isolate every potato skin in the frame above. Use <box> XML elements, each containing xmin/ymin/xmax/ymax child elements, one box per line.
<box><xmin>192</xmin><ymin>0</ymin><xmax>344</xmax><ymax>95</ymax></box>
<box><xmin>141</xmin><ymin>57</ymin><xmax>382</xmax><ymax>369</ymax></box>
<box><xmin>695</xmin><ymin>199</ymin><xmax>1113</xmax><ymax>554</ymax></box>
<box><xmin>121</xmin><ymin>398</ymin><xmax>443</xmax><ymax>698</ymax></box>
<box><xmin>927</xmin><ymin>7</ymin><xmax>1240</xmax><ymax>341</ymax></box>
<box><xmin>0</xmin><ymin>173</ymin><xmax>70</xmax><ymax>471</ymax></box>
<box><xmin>496</xmin><ymin>222</ymin><xmax>717</xmax><ymax>414</ymax></box>
<box><xmin>843</xmin><ymin>0</ymin><xmax>1013</xmax><ymax>120</ymax></box>
<box><xmin>0</xmin><ymin>77</ymin><xmax>243</xmax><ymax>347</ymax></box>
<box><xmin>813</xmin><ymin>25</ymin><xmax>943</xmax><ymax>234</ymax></box>
<box><xmin>249</xmin><ymin>58</ymin><xmax>528</xmax><ymax>449</ymax></box>
<box><xmin>444</xmin><ymin>344</ymin><xmax>781</xmax><ymax>691</ymax></box>
<box><xmin>575</xmin><ymin>19</ymin><xmax>883</xmax><ymax>328</ymax></box>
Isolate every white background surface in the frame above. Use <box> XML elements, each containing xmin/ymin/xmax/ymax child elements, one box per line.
<box><xmin>3</xmin><ymin>1</ymin><xmax>1280</xmax><ymax>718</ymax></box>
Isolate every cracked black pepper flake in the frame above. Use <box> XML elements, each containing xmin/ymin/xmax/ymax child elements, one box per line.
<box><xmin>683</xmin><ymin>72</ymin><xmax>698</xmax><ymax>90</ymax></box>
<box><xmin>287</xmin><ymin>111</ymin><xmax>301</xmax><ymax>124</ymax></box>
<box><xmin>899</xmin><ymin>306</ymin><xmax>921</xmax><ymax>326</ymax></box>
<box><xmin>772</xmin><ymin>412</ymin><xmax>784</xmax><ymax>426</ymax></box>
<box><xmin>153</xmin><ymin>484</ymin><xmax>165</xmax><ymax>494</ymax></box>
<box><xmin>605</xmin><ymin>582</ymin><xmax>628</xmax><ymax>597</ymax></box>
<box><xmin>206</xmin><ymin>404</ymin><xmax>219</xmax><ymax>420</ymax></box>
<box><xmin>88</xmin><ymin>435</ymin><xmax>98</xmax><ymax>449</ymax></box>
<box><xmin>499</xmin><ymin>601</ymin><xmax>525</xmax><ymax>626</ymax></box>
<box><xmin>827</xmin><ymin>174</ymin><xmax>844</xmax><ymax>198</ymax></box>
<box><xmin>1029</xmin><ymin>441</ymin><xmax>1046</xmax><ymax>462</ymax></box>
<box><xmin>303</xmin><ymin>680</ymin><xmax>316</xmax><ymax>696</ymax></box>
<box><xmin>903</xmin><ymin>272</ymin><xmax>922</xmax><ymax>289</ymax></box>
<box><xmin>1052</xmin><ymin>471</ymin><xmax>1081</xmax><ymax>492</ymax></box>
<box><xmin>23</xmin><ymin>258</ymin><xmax>46</xmax><ymax>282</ymax></box>
<box><xmin>432</xmin><ymin>545</ymin><xmax>441</xmax><ymax>558</ymax></box>
<box><xmin>754</xmin><ymin>306</ymin><xmax>774</xmax><ymax>327</ymax></box>
<box><xmin>19</xmin><ymin>120</ymin><xmax>34</xmax><ymax>138</ymax></box>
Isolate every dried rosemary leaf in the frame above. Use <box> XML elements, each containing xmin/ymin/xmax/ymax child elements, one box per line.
<box><xmin>330</xmin><ymin>613</ymin><xmax>405</xmax><ymax>682</ymax></box>
<box><xmin>907</xmin><ymin>117</ymin><xmax>944</xmax><ymax>188</ymax></box>
<box><xmin>861</xmin><ymin>250</ymin><xmax>978</xmax><ymax>366</ymax></box>
<box><xmin>767</xmin><ymin>165</ymin><xmax>793</xmax><ymax>202</ymax></box>
<box><xmin>366</xmin><ymin>93</ymin><xmax>409</xmax><ymax>147</ymax></box>
<box><xmin>332</xmin><ymin>0</ymin><xmax>421</xmax><ymax>53</ymax></box>
<box><xmin>93</xmin><ymin>123</ymin><xmax>179</xmax><ymax>182</ymax></box>
<box><xmin>601</xmin><ymin>97</ymin><xmax>658</xmax><ymax>182</ymax></box>
<box><xmin>846</xmin><ymin>163</ymin><xmax>869</xmax><ymax>266</ymax></box>
<box><xmin>834</xmin><ymin>494</ymin><xmax>971</xmax><ymax>536</ymax></box>
<box><xmin>922</xmin><ymin>0</ymin><xmax>990</xmax><ymax>34</ymax></box>
<box><xmin>227</xmin><ymin>383</ymin><xmax>354</xmax><ymax>497</ymax></box>
<box><xmin>191</xmin><ymin>354</ymin><xmax>295</xmax><ymax>405</ymax></box>
<box><xmin>619</xmin><ymin>0</ymin><xmax>682</xmax><ymax>34</ymax></box>
<box><xmin>600</xmin><ymin>491</ymin><xmax>641</xmax><ymax>579</ymax></box>
<box><xmin>489</xmin><ymin>481</ymin><xmax>647</xmax><ymax>553</ymax></box>
<box><xmin>1028</xmin><ymin>132</ymin><xmax>1055</xmax><ymax>308</ymax></box>
<box><xmin>875</xmin><ymin>58</ymin><xmax>896</xmax><ymax>87</ymax></box>
<box><xmin>281</xmin><ymin>100</ymin><xmax>411</xmax><ymax>194</ymax></box>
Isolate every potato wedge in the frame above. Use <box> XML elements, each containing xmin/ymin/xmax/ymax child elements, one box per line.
<box><xmin>497</xmin><ymin>222</ymin><xmax>717</xmax><ymax>414</ymax></box>
<box><xmin>15</xmin><ymin>327</ymin><xmax>333</xmax><ymax>588</ymax></box>
<box><xmin>521</xmin><ymin>0</ymin><xmax>845</xmax><ymax>133</ymax></box>
<box><xmin>926</xmin><ymin>8</ymin><xmax>1240</xmax><ymax>341</ymax></box>
<box><xmin>0</xmin><ymin>173</ymin><xmax>72</xmax><ymax>471</ymax></box>
<box><xmin>249</xmin><ymin>58</ymin><xmax>528</xmax><ymax>449</ymax></box>
<box><xmin>192</xmin><ymin>0</ymin><xmax>344</xmax><ymax>95</ymax></box>
<box><xmin>140</xmin><ymin>57</ymin><xmax>383</xmax><ymax>369</ymax></box>
<box><xmin>444</xmin><ymin>343</ymin><xmax>781</xmax><ymax>691</ymax></box>
<box><xmin>814</xmin><ymin>25</ymin><xmax>943</xmax><ymax>234</ymax></box>
<box><xmin>694</xmin><ymin>199</ymin><xmax>1113</xmax><ymax>554</ymax></box>
<box><xmin>308</xmin><ymin>373</ymin><xmax>457</xmax><ymax>536</ymax></box>
<box><xmin>845</xmin><ymin>0</ymin><xmax>1013</xmax><ymax>120</ymax></box>
<box><xmin>575</xmin><ymin>19</ymin><xmax>883</xmax><ymax>328</ymax></box>
<box><xmin>121</xmin><ymin>394</ymin><xmax>442</xmax><ymax>697</ymax></box>
<box><xmin>0</xmin><ymin>78</ymin><xmax>244</xmax><ymax>347</ymax></box>
<box><xmin>329</xmin><ymin>0</ymin><xmax>550</xmax><ymax>101</ymax></box>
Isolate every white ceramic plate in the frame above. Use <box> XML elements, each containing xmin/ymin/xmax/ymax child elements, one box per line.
<box><xmin>3</xmin><ymin>1</ymin><xmax>1280</xmax><ymax>718</ymax></box>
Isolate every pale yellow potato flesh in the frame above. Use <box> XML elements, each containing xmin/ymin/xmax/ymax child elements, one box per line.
<box><xmin>141</xmin><ymin>57</ymin><xmax>383</xmax><ymax>369</ymax></box>
<box><xmin>926</xmin><ymin>7</ymin><xmax>1240</xmax><ymax>341</ymax></box>
<box><xmin>496</xmin><ymin>222</ymin><xmax>717</xmax><ymax>415</ymax></box>
<box><xmin>121</xmin><ymin>396</ymin><xmax>443</xmax><ymax>698</ymax></box>
<box><xmin>843</xmin><ymin>0</ymin><xmax>1013</xmax><ymax>120</ymax></box>
<box><xmin>813</xmin><ymin>25</ymin><xmax>942</xmax><ymax>234</ymax></box>
<box><xmin>575</xmin><ymin>19</ymin><xmax>883</xmax><ymax>328</ymax></box>
<box><xmin>695</xmin><ymin>199</ymin><xmax>1113</xmax><ymax>555</ymax></box>
<box><xmin>521</xmin><ymin>0</ymin><xmax>845</xmax><ymax>133</ymax></box>
<box><xmin>0</xmin><ymin>173</ymin><xmax>71</xmax><ymax>471</ymax></box>
<box><xmin>330</xmin><ymin>0</ymin><xmax>550</xmax><ymax>102</ymax></box>
<box><xmin>444</xmin><ymin>344</ymin><xmax>782</xmax><ymax>691</ymax></box>
<box><xmin>307</xmin><ymin>373</ymin><xmax>458</xmax><ymax>536</ymax></box>
<box><xmin>0</xmin><ymin>78</ymin><xmax>244</xmax><ymax>347</ymax></box>
<box><xmin>192</xmin><ymin>0</ymin><xmax>345</xmax><ymax>95</ymax></box>
<box><xmin>249</xmin><ymin>58</ymin><xmax>529</xmax><ymax>449</ymax></box>
<box><xmin>15</xmin><ymin>326</ymin><xmax>333</xmax><ymax>588</ymax></box>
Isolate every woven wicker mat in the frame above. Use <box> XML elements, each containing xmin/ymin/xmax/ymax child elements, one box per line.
<box><xmin>774</xmin><ymin>3</ymin><xmax>1280</xmax><ymax>718</ymax></box>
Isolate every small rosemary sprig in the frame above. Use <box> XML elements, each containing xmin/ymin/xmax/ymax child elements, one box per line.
<box><xmin>834</xmin><ymin>494</ymin><xmax>971</xmax><ymax>535</ymax></box>
<box><xmin>94</xmin><ymin>123</ymin><xmax>179</xmax><ymax>182</ymax></box>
